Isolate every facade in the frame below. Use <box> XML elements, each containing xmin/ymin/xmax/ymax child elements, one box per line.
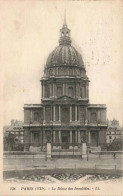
<box><xmin>4</xmin><ymin>120</ymin><xmax>24</xmax><ymax>143</ymax></box>
<box><xmin>106</xmin><ymin>119</ymin><xmax>123</xmax><ymax>144</ymax></box>
<box><xmin>23</xmin><ymin>20</ymin><xmax>107</xmax><ymax>152</ymax></box>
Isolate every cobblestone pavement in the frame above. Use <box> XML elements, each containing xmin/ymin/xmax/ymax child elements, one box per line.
<box><xmin>4</xmin><ymin>174</ymin><xmax>123</xmax><ymax>184</ymax></box>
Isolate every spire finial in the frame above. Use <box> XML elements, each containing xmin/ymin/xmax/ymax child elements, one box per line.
<box><xmin>64</xmin><ymin>9</ymin><xmax>67</xmax><ymax>27</ymax></box>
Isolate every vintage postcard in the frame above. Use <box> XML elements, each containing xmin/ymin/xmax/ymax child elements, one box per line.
<box><xmin>0</xmin><ymin>0</ymin><xmax>123</xmax><ymax>196</ymax></box>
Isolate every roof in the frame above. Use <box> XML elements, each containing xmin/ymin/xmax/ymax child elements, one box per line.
<box><xmin>46</xmin><ymin>45</ymin><xmax>84</xmax><ymax>68</ymax></box>
<box><xmin>88</xmin><ymin>104</ymin><xmax>106</xmax><ymax>109</ymax></box>
<box><xmin>24</xmin><ymin>104</ymin><xmax>42</xmax><ymax>108</ymax></box>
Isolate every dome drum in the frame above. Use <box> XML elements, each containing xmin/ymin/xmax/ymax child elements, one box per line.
<box><xmin>43</xmin><ymin>66</ymin><xmax>86</xmax><ymax>78</ymax></box>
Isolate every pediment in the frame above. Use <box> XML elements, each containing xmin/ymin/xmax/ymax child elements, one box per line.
<box><xmin>57</xmin><ymin>95</ymin><xmax>74</xmax><ymax>101</ymax></box>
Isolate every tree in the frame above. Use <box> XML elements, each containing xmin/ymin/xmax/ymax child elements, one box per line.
<box><xmin>107</xmin><ymin>138</ymin><xmax>123</xmax><ymax>151</ymax></box>
<box><xmin>3</xmin><ymin>133</ymin><xmax>24</xmax><ymax>151</ymax></box>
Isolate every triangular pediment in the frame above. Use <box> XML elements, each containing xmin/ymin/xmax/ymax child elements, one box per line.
<box><xmin>57</xmin><ymin>95</ymin><xmax>74</xmax><ymax>101</ymax></box>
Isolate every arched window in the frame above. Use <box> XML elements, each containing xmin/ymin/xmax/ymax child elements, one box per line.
<box><xmin>68</xmin><ymin>87</ymin><xmax>74</xmax><ymax>97</ymax></box>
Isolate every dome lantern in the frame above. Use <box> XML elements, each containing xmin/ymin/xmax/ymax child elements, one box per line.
<box><xmin>59</xmin><ymin>12</ymin><xmax>71</xmax><ymax>46</ymax></box>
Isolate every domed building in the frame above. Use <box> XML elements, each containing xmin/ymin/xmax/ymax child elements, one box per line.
<box><xmin>23</xmin><ymin>20</ymin><xmax>107</xmax><ymax>154</ymax></box>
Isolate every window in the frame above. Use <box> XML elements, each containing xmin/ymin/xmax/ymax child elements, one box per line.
<box><xmin>34</xmin><ymin>112</ymin><xmax>39</xmax><ymax>122</ymax></box>
<box><xmin>45</xmin><ymin>84</ymin><xmax>50</xmax><ymax>98</ymax></box>
<box><xmin>80</xmin><ymin>88</ymin><xmax>83</xmax><ymax>98</ymax></box>
<box><xmin>55</xmin><ymin>105</ymin><xmax>59</xmax><ymax>121</ymax></box>
<box><xmin>84</xmin><ymin>86</ymin><xmax>86</xmax><ymax>98</ymax></box>
<box><xmin>91</xmin><ymin>112</ymin><xmax>97</xmax><ymax>121</ymax></box>
<box><xmin>34</xmin><ymin>132</ymin><xmax>39</xmax><ymax>140</ymax></box>
<box><xmin>57</xmin><ymin>87</ymin><xmax>62</xmax><ymax>97</ymax></box>
<box><xmin>72</xmin><ymin>105</ymin><xmax>75</xmax><ymax>121</ymax></box>
<box><xmin>68</xmin><ymin>87</ymin><xmax>74</xmax><ymax>97</ymax></box>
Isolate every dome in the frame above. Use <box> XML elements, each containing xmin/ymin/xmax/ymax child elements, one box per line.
<box><xmin>43</xmin><ymin>22</ymin><xmax>86</xmax><ymax>78</ymax></box>
<box><xmin>46</xmin><ymin>45</ymin><xmax>84</xmax><ymax>68</ymax></box>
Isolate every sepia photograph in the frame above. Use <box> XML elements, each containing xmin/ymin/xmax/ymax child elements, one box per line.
<box><xmin>1</xmin><ymin>0</ymin><xmax>123</xmax><ymax>195</ymax></box>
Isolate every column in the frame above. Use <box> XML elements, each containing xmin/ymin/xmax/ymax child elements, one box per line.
<box><xmin>43</xmin><ymin>130</ymin><xmax>45</xmax><ymax>144</ymax></box>
<box><xmin>53</xmin><ymin>130</ymin><xmax>55</xmax><ymax>143</ymax></box>
<box><xmin>75</xmin><ymin>105</ymin><xmax>78</xmax><ymax>121</ymax></box>
<box><xmin>75</xmin><ymin>130</ymin><xmax>78</xmax><ymax>143</ymax></box>
<box><xmin>88</xmin><ymin>130</ymin><xmax>91</xmax><ymax>145</ymax></box>
<box><xmin>70</xmin><ymin>130</ymin><xmax>72</xmax><ymax>143</ymax></box>
<box><xmin>43</xmin><ymin>83</ymin><xmax>45</xmax><ymax>98</ymax></box>
<box><xmin>85</xmin><ymin>107</ymin><xmax>88</xmax><ymax>124</ymax></box>
<box><xmin>42</xmin><ymin>83</ymin><xmax>43</xmax><ymax>99</ymax></box>
<box><xmin>40</xmin><ymin>130</ymin><xmax>42</xmax><ymax>146</ymax></box>
<box><xmin>50</xmin><ymin>105</ymin><xmax>53</xmax><ymax>122</ymax></box>
<box><xmin>53</xmin><ymin>105</ymin><xmax>55</xmax><ymax>122</ymax></box>
<box><xmin>59</xmin><ymin>105</ymin><xmax>61</xmax><ymax>121</ymax></box>
<box><xmin>63</xmin><ymin>83</ymin><xmax>65</xmax><ymax>95</ymax></box>
<box><xmin>82</xmin><ymin>87</ymin><xmax>84</xmax><ymax>98</ymax></box>
<box><xmin>70</xmin><ymin>105</ymin><xmax>72</xmax><ymax>122</ymax></box>
<box><xmin>76</xmin><ymin>83</ymin><xmax>78</xmax><ymax>98</ymax></box>
<box><xmin>30</xmin><ymin>131</ymin><xmax>32</xmax><ymax>145</ymax></box>
<box><xmin>97</xmin><ymin>110</ymin><xmax>100</xmax><ymax>123</ymax></box>
<box><xmin>87</xmin><ymin>85</ymin><xmax>89</xmax><ymax>98</ymax></box>
<box><xmin>50</xmin><ymin>84</ymin><xmax>52</xmax><ymax>97</ymax></box>
<box><xmin>43</xmin><ymin>106</ymin><xmax>45</xmax><ymax>123</ymax></box>
<box><xmin>53</xmin><ymin>84</ymin><xmax>55</xmax><ymax>97</ymax></box>
<box><xmin>84</xmin><ymin>86</ymin><xmax>86</xmax><ymax>98</ymax></box>
<box><xmin>54</xmin><ymin>84</ymin><xmax>56</xmax><ymax>97</ymax></box>
<box><xmin>59</xmin><ymin>130</ymin><xmax>61</xmax><ymax>143</ymax></box>
<box><xmin>30</xmin><ymin>110</ymin><xmax>33</xmax><ymax>122</ymax></box>
<box><xmin>86</xmin><ymin>86</ymin><xmax>88</xmax><ymax>99</ymax></box>
<box><xmin>78</xmin><ymin>130</ymin><xmax>81</xmax><ymax>143</ymax></box>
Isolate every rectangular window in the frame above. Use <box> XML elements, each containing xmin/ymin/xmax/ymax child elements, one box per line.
<box><xmin>34</xmin><ymin>132</ymin><xmax>39</xmax><ymax>140</ymax></box>
<box><xmin>45</xmin><ymin>106</ymin><xmax>51</xmax><ymax>122</ymax></box>
<box><xmin>72</xmin><ymin>105</ymin><xmax>75</xmax><ymax>121</ymax></box>
<box><xmin>57</xmin><ymin>86</ymin><xmax>62</xmax><ymax>97</ymax></box>
<box><xmin>55</xmin><ymin>105</ymin><xmax>59</xmax><ymax>121</ymax></box>
<box><xmin>80</xmin><ymin>88</ymin><xmax>83</xmax><ymax>98</ymax></box>
<box><xmin>91</xmin><ymin>112</ymin><xmax>97</xmax><ymax>122</ymax></box>
<box><xmin>34</xmin><ymin>112</ymin><xmax>39</xmax><ymax>122</ymax></box>
<box><xmin>68</xmin><ymin>87</ymin><xmax>74</xmax><ymax>97</ymax></box>
<box><xmin>45</xmin><ymin>84</ymin><xmax>50</xmax><ymax>98</ymax></box>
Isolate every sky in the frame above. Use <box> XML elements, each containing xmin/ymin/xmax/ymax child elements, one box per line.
<box><xmin>0</xmin><ymin>1</ymin><xmax>123</xmax><ymax>126</ymax></box>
